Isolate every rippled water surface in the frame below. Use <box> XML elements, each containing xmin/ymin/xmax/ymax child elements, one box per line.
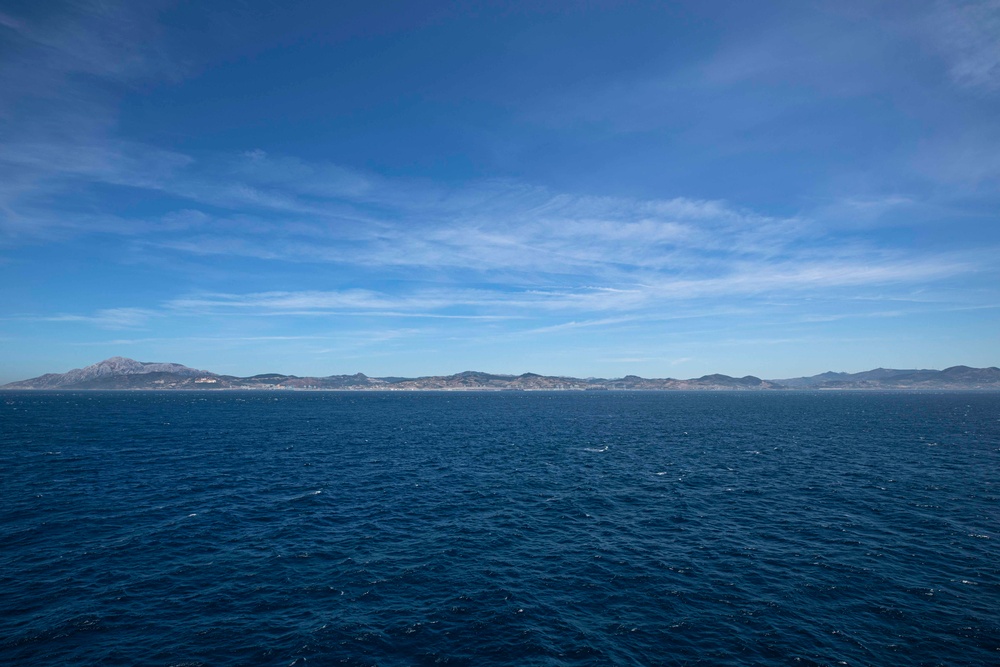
<box><xmin>2</xmin><ymin>391</ymin><xmax>999</xmax><ymax>665</ymax></box>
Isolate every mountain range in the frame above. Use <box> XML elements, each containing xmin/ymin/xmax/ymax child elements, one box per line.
<box><xmin>3</xmin><ymin>357</ymin><xmax>999</xmax><ymax>391</ymax></box>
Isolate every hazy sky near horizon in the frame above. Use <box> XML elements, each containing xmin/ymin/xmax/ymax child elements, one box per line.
<box><xmin>1</xmin><ymin>0</ymin><xmax>998</xmax><ymax>382</ymax></box>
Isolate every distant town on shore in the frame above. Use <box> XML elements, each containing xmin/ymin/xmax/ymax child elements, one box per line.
<box><xmin>3</xmin><ymin>357</ymin><xmax>999</xmax><ymax>391</ymax></box>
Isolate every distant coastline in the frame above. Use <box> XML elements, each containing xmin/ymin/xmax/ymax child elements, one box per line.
<box><xmin>3</xmin><ymin>357</ymin><xmax>999</xmax><ymax>391</ymax></box>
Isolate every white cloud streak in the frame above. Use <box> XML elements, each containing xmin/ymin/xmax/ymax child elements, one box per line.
<box><xmin>17</xmin><ymin>307</ymin><xmax>158</xmax><ymax>329</ymax></box>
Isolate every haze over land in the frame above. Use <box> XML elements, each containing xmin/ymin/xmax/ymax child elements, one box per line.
<box><xmin>1</xmin><ymin>1</ymin><xmax>998</xmax><ymax>382</ymax></box>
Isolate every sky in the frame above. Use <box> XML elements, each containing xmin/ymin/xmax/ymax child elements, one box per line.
<box><xmin>1</xmin><ymin>0</ymin><xmax>998</xmax><ymax>383</ymax></box>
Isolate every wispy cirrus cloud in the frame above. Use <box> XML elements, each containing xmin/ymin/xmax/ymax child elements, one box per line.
<box><xmin>137</xmin><ymin>249</ymin><xmax>977</xmax><ymax>323</ymax></box>
<box><xmin>0</xmin><ymin>1</ymin><xmax>179</xmax><ymax>162</ymax></box>
<box><xmin>4</xmin><ymin>138</ymin><xmax>828</xmax><ymax>278</ymax></box>
<box><xmin>16</xmin><ymin>307</ymin><xmax>158</xmax><ymax>329</ymax></box>
<box><xmin>925</xmin><ymin>0</ymin><xmax>1000</xmax><ymax>92</ymax></box>
<box><xmin>2</xmin><ymin>126</ymin><xmax>990</xmax><ymax>342</ymax></box>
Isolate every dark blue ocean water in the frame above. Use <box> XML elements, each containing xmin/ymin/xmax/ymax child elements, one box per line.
<box><xmin>2</xmin><ymin>391</ymin><xmax>998</xmax><ymax>666</ymax></box>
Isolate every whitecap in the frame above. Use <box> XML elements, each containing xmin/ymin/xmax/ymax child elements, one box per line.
<box><xmin>289</xmin><ymin>490</ymin><xmax>323</xmax><ymax>501</ymax></box>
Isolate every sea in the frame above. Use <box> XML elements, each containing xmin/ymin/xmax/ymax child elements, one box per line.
<box><xmin>2</xmin><ymin>391</ymin><xmax>998</xmax><ymax>666</ymax></box>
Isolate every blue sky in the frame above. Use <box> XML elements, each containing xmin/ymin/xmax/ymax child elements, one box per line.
<box><xmin>1</xmin><ymin>0</ymin><xmax>998</xmax><ymax>382</ymax></box>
